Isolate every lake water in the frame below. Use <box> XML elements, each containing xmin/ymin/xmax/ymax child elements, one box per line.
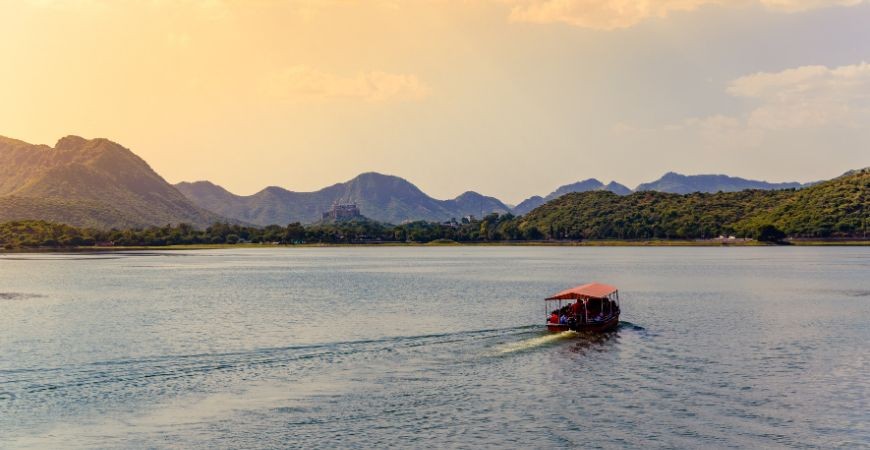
<box><xmin>1</xmin><ymin>247</ymin><xmax>868</xmax><ymax>448</ymax></box>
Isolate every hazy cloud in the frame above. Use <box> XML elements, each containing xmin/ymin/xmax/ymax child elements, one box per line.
<box><xmin>28</xmin><ymin>1</ymin><xmax>868</xmax><ymax>30</ymax></box>
<box><xmin>729</xmin><ymin>62</ymin><xmax>870</xmax><ymax>130</ymax></box>
<box><xmin>507</xmin><ymin>0</ymin><xmax>711</xmax><ymax>29</ymax></box>
<box><xmin>760</xmin><ymin>0</ymin><xmax>867</xmax><ymax>12</ymax></box>
<box><xmin>262</xmin><ymin>65</ymin><xmax>431</xmax><ymax>103</ymax></box>
<box><xmin>504</xmin><ymin>0</ymin><xmax>867</xmax><ymax>30</ymax></box>
<box><xmin>616</xmin><ymin>62</ymin><xmax>870</xmax><ymax>146</ymax></box>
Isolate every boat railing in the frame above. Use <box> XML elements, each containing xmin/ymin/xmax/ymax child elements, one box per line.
<box><xmin>580</xmin><ymin>312</ymin><xmax>618</xmax><ymax>324</ymax></box>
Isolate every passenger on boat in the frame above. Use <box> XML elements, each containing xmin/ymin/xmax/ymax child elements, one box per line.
<box><xmin>570</xmin><ymin>301</ymin><xmax>584</xmax><ymax>322</ymax></box>
<box><xmin>559</xmin><ymin>314</ymin><xmax>568</xmax><ymax>325</ymax></box>
<box><xmin>549</xmin><ymin>312</ymin><xmax>559</xmax><ymax>324</ymax></box>
<box><xmin>571</xmin><ymin>301</ymin><xmax>582</xmax><ymax>315</ymax></box>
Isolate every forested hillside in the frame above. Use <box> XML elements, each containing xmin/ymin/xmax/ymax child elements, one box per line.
<box><xmin>513</xmin><ymin>179</ymin><xmax>631</xmax><ymax>215</ymax></box>
<box><xmin>735</xmin><ymin>168</ymin><xmax>868</xmax><ymax>237</ymax></box>
<box><xmin>518</xmin><ymin>169</ymin><xmax>868</xmax><ymax>240</ymax></box>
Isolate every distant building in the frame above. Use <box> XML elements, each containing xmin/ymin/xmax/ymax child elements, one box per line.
<box><xmin>441</xmin><ymin>219</ymin><xmax>460</xmax><ymax>228</ymax></box>
<box><xmin>322</xmin><ymin>202</ymin><xmax>362</xmax><ymax>221</ymax></box>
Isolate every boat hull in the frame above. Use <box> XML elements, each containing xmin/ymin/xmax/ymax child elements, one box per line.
<box><xmin>546</xmin><ymin>314</ymin><xmax>620</xmax><ymax>333</ymax></box>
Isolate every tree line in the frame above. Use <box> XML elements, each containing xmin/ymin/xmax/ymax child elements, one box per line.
<box><xmin>0</xmin><ymin>213</ymin><xmax>803</xmax><ymax>250</ymax></box>
<box><xmin>0</xmin><ymin>215</ymin><xmax>530</xmax><ymax>249</ymax></box>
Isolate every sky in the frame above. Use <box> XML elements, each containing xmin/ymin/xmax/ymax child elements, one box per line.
<box><xmin>2</xmin><ymin>0</ymin><xmax>869</xmax><ymax>204</ymax></box>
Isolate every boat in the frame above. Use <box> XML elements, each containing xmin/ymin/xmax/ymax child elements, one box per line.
<box><xmin>544</xmin><ymin>283</ymin><xmax>620</xmax><ymax>332</ymax></box>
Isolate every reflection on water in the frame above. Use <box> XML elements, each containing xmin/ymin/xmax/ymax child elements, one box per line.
<box><xmin>496</xmin><ymin>330</ymin><xmax>578</xmax><ymax>354</ymax></box>
<box><xmin>0</xmin><ymin>247</ymin><xmax>868</xmax><ymax>448</ymax></box>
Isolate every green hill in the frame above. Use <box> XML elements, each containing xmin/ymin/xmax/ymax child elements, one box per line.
<box><xmin>519</xmin><ymin>168</ymin><xmax>868</xmax><ymax>240</ymax></box>
<box><xmin>735</xmin><ymin>168</ymin><xmax>868</xmax><ymax>237</ymax></box>
<box><xmin>513</xmin><ymin>179</ymin><xmax>632</xmax><ymax>215</ymax></box>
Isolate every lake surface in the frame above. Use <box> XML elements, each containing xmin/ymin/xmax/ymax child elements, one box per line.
<box><xmin>1</xmin><ymin>247</ymin><xmax>868</xmax><ymax>448</ymax></box>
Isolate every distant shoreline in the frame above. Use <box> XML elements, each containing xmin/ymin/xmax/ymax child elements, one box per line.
<box><xmin>3</xmin><ymin>239</ymin><xmax>869</xmax><ymax>253</ymax></box>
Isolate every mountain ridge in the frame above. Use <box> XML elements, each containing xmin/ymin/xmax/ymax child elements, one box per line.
<box><xmin>513</xmin><ymin>172</ymin><xmax>810</xmax><ymax>215</ymax></box>
<box><xmin>176</xmin><ymin>172</ymin><xmax>512</xmax><ymax>225</ymax></box>
<box><xmin>514</xmin><ymin>178</ymin><xmax>632</xmax><ymax>215</ymax></box>
<box><xmin>0</xmin><ymin>135</ymin><xmax>226</xmax><ymax>228</ymax></box>
<box><xmin>0</xmin><ymin>133</ymin><xmax>842</xmax><ymax>230</ymax></box>
<box><xmin>179</xmin><ymin>170</ymin><xmax>824</xmax><ymax>222</ymax></box>
<box><xmin>635</xmin><ymin>172</ymin><xmax>805</xmax><ymax>194</ymax></box>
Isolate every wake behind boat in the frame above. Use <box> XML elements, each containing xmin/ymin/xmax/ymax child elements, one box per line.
<box><xmin>545</xmin><ymin>283</ymin><xmax>620</xmax><ymax>332</ymax></box>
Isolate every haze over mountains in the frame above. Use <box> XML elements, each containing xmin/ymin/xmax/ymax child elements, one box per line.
<box><xmin>175</xmin><ymin>173</ymin><xmax>511</xmax><ymax>226</ymax></box>
<box><xmin>635</xmin><ymin>172</ymin><xmax>805</xmax><ymax>194</ymax></box>
<box><xmin>511</xmin><ymin>174</ymin><xmax>809</xmax><ymax>215</ymax></box>
<box><xmin>184</xmin><ymin>170</ymin><xmax>809</xmax><ymax>225</ymax></box>
<box><xmin>0</xmin><ymin>134</ymin><xmax>829</xmax><ymax>229</ymax></box>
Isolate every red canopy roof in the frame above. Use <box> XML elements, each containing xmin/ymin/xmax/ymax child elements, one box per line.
<box><xmin>546</xmin><ymin>283</ymin><xmax>617</xmax><ymax>300</ymax></box>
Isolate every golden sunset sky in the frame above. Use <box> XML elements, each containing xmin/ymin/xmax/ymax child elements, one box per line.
<box><xmin>3</xmin><ymin>0</ymin><xmax>870</xmax><ymax>202</ymax></box>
